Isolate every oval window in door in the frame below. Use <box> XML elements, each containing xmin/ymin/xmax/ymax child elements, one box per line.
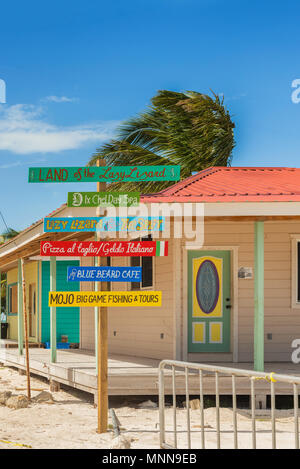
<box><xmin>196</xmin><ymin>260</ymin><xmax>220</xmax><ymax>314</ymax></box>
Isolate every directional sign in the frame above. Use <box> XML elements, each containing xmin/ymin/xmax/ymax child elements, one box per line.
<box><xmin>28</xmin><ymin>166</ymin><xmax>180</xmax><ymax>183</ymax></box>
<box><xmin>40</xmin><ymin>240</ymin><xmax>168</xmax><ymax>257</ymax></box>
<box><xmin>49</xmin><ymin>291</ymin><xmax>162</xmax><ymax>307</ymax></box>
<box><xmin>67</xmin><ymin>192</ymin><xmax>140</xmax><ymax>207</ymax></box>
<box><xmin>67</xmin><ymin>266</ymin><xmax>142</xmax><ymax>282</ymax></box>
<box><xmin>44</xmin><ymin>216</ymin><xmax>165</xmax><ymax>233</ymax></box>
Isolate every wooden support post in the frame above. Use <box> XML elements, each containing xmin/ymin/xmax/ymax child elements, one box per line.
<box><xmin>0</xmin><ymin>269</ymin><xmax>1</xmax><ymax>320</ymax></box>
<box><xmin>50</xmin><ymin>256</ymin><xmax>57</xmax><ymax>363</ymax></box>
<box><xmin>17</xmin><ymin>259</ymin><xmax>24</xmax><ymax>355</ymax></box>
<box><xmin>21</xmin><ymin>259</ymin><xmax>31</xmax><ymax>400</ymax></box>
<box><xmin>96</xmin><ymin>158</ymin><xmax>108</xmax><ymax>434</ymax></box>
<box><xmin>254</xmin><ymin>221</ymin><xmax>264</xmax><ymax>372</ymax></box>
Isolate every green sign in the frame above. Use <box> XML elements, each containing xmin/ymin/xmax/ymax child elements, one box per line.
<box><xmin>28</xmin><ymin>166</ymin><xmax>180</xmax><ymax>183</ymax></box>
<box><xmin>67</xmin><ymin>191</ymin><xmax>140</xmax><ymax>207</ymax></box>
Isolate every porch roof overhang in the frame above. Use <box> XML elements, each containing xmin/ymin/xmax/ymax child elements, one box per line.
<box><xmin>0</xmin><ymin>204</ymin><xmax>99</xmax><ymax>271</ymax></box>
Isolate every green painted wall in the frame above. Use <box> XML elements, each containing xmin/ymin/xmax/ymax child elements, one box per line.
<box><xmin>41</xmin><ymin>260</ymin><xmax>80</xmax><ymax>343</ymax></box>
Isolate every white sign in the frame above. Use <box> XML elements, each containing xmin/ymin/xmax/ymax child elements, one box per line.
<box><xmin>238</xmin><ymin>267</ymin><xmax>253</xmax><ymax>279</ymax></box>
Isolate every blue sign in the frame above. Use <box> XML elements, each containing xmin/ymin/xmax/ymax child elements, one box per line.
<box><xmin>67</xmin><ymin>266</ymin><xmax>142</xmax><ymax>282</ymax></box>
<box><xmin>44</xmin><ymin>216</ymin><xmax>165</xmax><ymax>233</ymax></box>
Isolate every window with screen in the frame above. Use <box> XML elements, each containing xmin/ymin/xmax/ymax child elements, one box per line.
<box><xmin>8</xmin><ymin>284</ymin><xmax>17</xmax><ymax>313</ymax></box>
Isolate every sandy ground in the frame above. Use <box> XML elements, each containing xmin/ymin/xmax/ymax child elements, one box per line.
<box><xmin>0</xmin><ymin>365</ymin><xmax>299</xmax><ymax>449</ymax></box>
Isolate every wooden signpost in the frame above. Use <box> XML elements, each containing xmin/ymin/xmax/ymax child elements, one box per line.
<box><xmin>48</xmin><ymin>291</ymin><xmax>162</xmax><ymax>307</ymax></box>
<box><xmin>96</xmin><ymin>158</ymin><xmax>107</xmax><ymax>434</ymax></box>
<box><xmin>28</xmin><ymin>165</ymin><xmax>180</xmax><ymax>183</ymax></box>
<box><xmin>40</xmin><ymin>240</ymin><xmax>169</xmax><ymax>257</ymax></box>
<box><xmin>67</xmin><ymin>266</ymin><xmax>142</xmax><ymax>282</ymax></box>
<box><xmin>31</xmin><ymin>161</ymin><xmax>172</xmax><ymax>435</ymax></box>
<box><xmin>43</xmin><ymin>216</ymin><xmax>165</xmax><ymax>233</ymax></box>
<box><xmin>67</xmin><ymin>191</ymin><xmax>140</xmax><ymax>207</ymax></box>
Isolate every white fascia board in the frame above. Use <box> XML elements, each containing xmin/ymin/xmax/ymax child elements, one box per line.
<box><xmin>145</xmin><ymin>201</ymin><xmax>300</xmax><ymax>217</ymax></box>
<box><xmin>203</xmin><ymin>202</ymin><xmax>300</xmax><ymax>217</ymax></box>
<box><xmin>0</xmin><ymin>223</ymin><xmax>44</xmax><ymax>259</ymax></box>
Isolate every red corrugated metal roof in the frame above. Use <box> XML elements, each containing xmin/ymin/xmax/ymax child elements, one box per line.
<box><xmin>140</xmin><ymin>167</ymin><xmax>300</xmax><ymax>203</ymax></box>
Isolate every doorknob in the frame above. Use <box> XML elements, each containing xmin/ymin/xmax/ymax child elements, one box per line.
<box><xmin>226</xmin><ymin>305</ymin><xmax>232</xmax><ymax>309</ymax></box>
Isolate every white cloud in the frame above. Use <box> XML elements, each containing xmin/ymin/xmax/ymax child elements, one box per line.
<box><xmin>0</xmin><ymin>104</ymin><xmax>118</xmax><ymax>154</ymax></box>
<box><xmin>44</xmin><ymin>95</ymin><xmax>76</xmax><ymax>103</ymax></box>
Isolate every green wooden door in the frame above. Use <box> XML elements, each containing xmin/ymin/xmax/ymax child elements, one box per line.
<box><xmin>188</xmin><ymin>250</ymin><xmax>231</xmax><ymax>353</ymax></box>
<box><xmin>41</xmin><ymin>260</ymin><xmax>80</xmax><ymax>343</ymax></box>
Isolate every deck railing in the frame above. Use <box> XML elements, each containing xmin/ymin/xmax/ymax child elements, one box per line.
<box><xmin>158</xmin><ymin>360</ymin><xmax>300</xmax><ymax>449</ymax></box>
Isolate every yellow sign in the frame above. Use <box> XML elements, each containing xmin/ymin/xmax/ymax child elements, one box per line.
<box><xmin>49</xmin><ymin>291</ymin><xmax>162</xmax><ymax>307</ymax></box>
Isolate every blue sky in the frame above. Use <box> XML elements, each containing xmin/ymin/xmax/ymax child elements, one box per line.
<box><xmin>0</xmin><ymin>0</ymin><xmax>300</xmax><ymax>231</ymax></box>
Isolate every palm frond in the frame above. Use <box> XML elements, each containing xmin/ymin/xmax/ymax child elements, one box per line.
<box><xmin>87</xmin><ymin>89</ymin><xmax>235</xmax><ymax>192</ymax></box>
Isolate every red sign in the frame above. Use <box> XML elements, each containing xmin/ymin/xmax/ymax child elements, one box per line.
<box><xmin>40</xmin><ymin>240</ymin><xmax>168</xmax><ymax>257</ymax></box>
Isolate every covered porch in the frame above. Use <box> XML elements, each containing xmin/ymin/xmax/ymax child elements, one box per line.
<box><xmin>0</xmin><ymin>345</ymin><xmax>300</xmax><ymax>397</ymax></box>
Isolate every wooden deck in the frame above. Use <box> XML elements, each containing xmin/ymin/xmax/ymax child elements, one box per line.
<box><xmin>1</xmin><ymin>343</ymin><xmax>300</xmax><ymax>397</ymax></box>
<box><xmin>0</xmin><ymin>346</ymin><xmax>161</xmax><ymax>396</ymax></box>
<box><xmin>0</xmin><ymin>339</ymin><xmax>43</xmax><ymax>348</ymax></box>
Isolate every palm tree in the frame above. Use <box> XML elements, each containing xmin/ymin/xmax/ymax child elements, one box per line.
<box><xmin>88</xmin><ymin>90</ymin><xmax>235</xmax><ymax>192</ymax></box>
<box><xmin>0</xmin><ymin>228</ymin><xmax>19</xmax><ymax>244</ymax></box>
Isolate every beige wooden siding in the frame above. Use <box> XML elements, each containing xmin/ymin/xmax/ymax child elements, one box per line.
<box><xmin>108</xmin><ymin>240</ymin><xmax>174</xmax><ymax>359</ymax></box>
<box><xmin>263</xmin><ymin>221</ymin><xmax>300</xmax><ymax>362</ymax></box>
<box><xmin>79</xmin><ymin>219</ymin><xmax>300</xmax><ymax>363</ymax></box>
<box><xmin>194</xmin><ymin>220</ymin><xmax>300</xmax><ymax>362</ymax></box>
